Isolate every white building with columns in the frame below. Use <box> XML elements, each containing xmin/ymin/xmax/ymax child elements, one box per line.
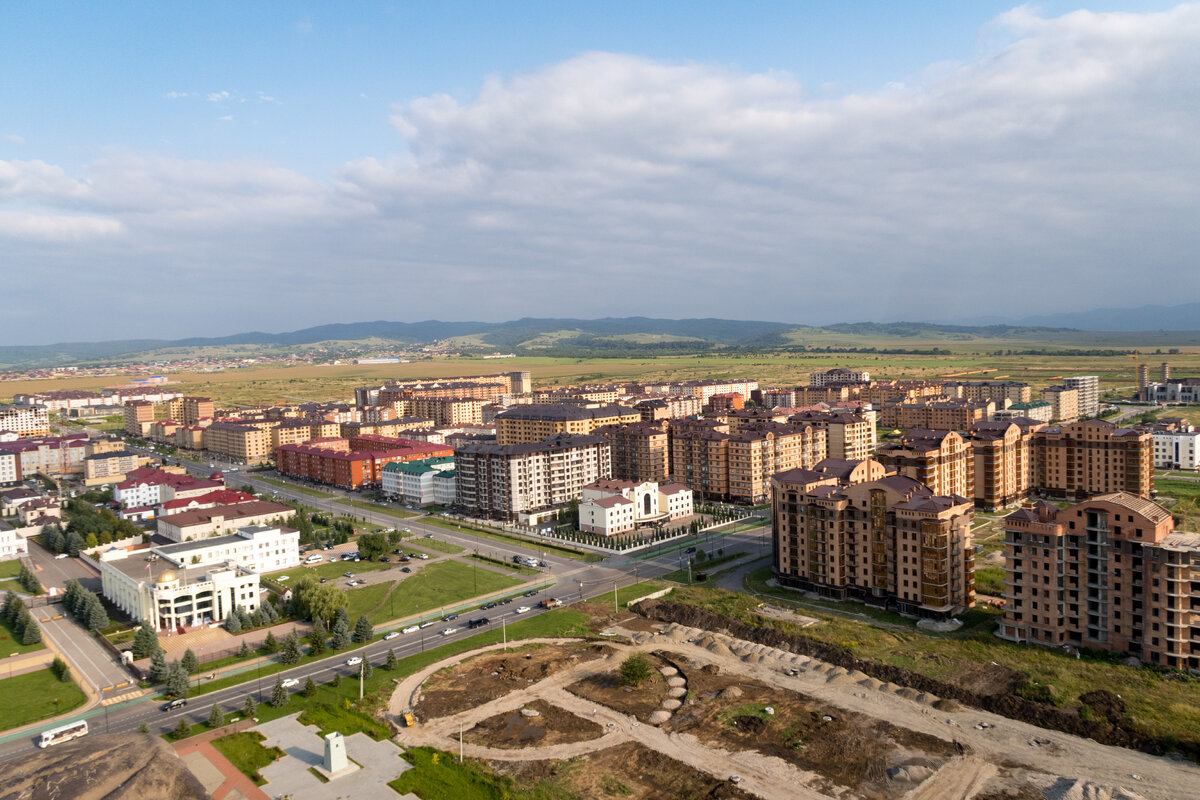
<box><xmin>578</xmin><ymin>479</ymin><xmax>693</xmax><ymax>536</ymax></box>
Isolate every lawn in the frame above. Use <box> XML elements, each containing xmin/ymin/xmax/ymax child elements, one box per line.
<box><xmin>974</xmin><ymin>566</ymin><xmax>1006</xmax><ymax>597</ymax></box>
<box><xmin>390</xmin><ymin>746</ymin><xmax>573</xmax><ymax>800</ymax></box>
<box><xmin>0</xmin><ymin>667</ymin><xmax>87</xmax><ymax>732</ymax></box>
<box><xmin>267</xmin><ymin>558</ymin><xmax>393</xmax><ymax>583</ymax></box>
<box><xmin>257</xmin><ymin>476</ymin><xmax>335</xmax><ymax>498</ymax></box>
<box><xmin>1153</xmin><ymin>478</ymin><xmax>1200</xmax><ymax>529</ymax></box>
<box><xmin>411</xmin><ymin>536</ymin><xmax>465</xmax><ymax>554</ymax></box>
<box><xmin>674</xmin><ymin>578</ymin><xmax>1200</xmax><ymax>750</ymax></box>
<box><xmin>211</xmin><ymin>731</ymin><xmax>284</xmax><ymax>785</ymax></box>
<box><xmin>423</xmin><ymin>517</ymin><xmax>604</xmax><ymax>562</ymax></box>
<box><xmin>0</xmin><ymin>560</ymin><xmax>23</xmax><ymax>581</ymax></box>
<box><xmin>662</xmin><ymin>550</ymin><xmax>749</xmax><ymax>583</ymax></box>
<box><xmin>344</xmin><ymin>582</ymin><xmax>394</xmax><ymax>624</ymax></box>
<box><xmin>334</xmin><ymin>498</ymin><xmax>417</xmax><ymax>519</ymax></box>
<box><xmin>368</xmin><ymin>560</ymin><xmax>523</xmax><ymax>625</ymax></box>
<box><xmin>0</xmin><ymin>614</ymin><xmax>47</xmax><ymax>658</ymax></box>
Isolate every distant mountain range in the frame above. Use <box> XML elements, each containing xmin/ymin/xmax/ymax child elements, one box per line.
<box><xmin>2</xmin><ymin>306</ymin><xmax>1198</xmax><ymax>369</ymax></box>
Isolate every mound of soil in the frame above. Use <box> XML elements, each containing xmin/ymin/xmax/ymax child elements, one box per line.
<box><xmin>462</xmin><ymin>699</ymin><xmax>604</xmax><ymax>750</ymax></box>
<box><xmin>566</xmin><ymin>654</ymin><xmax>672</xmax><ymax>721</ymax></box>
<box><xmin>491</xmin><ymin>741</ymin><xmax>754</xmax><ymax>800</ymax></box>
<box><xmin>415</xmin><ymin>642</ymin><xmax>612</xmax><ymax>718</ymax></box>
<box><xmin>0</xmin><ymin>733</ymin><xmax>209</xmax><ymax>800</ymax></box>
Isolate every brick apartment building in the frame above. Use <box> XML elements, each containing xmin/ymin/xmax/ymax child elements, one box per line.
<box><xmin>594</xmin><ymin>421</ymin><xmax>671</xmax><ymax>484</ymax></box>
<box><xmin>494</xmin><ymin>404</ymin><xmax>641</xmax><ymax>445</ymax></box>
<box><xmin>964</xmin><ymin>419</ymin><xmax>1046</xmax><ymax>510</ymax></box>
<box><xmin>771</xmin><ymin>473</ymin><xmax>975</xmax><ymax>619</ymax></box>
<box><xmin>877</xmin><ymin>429</ymin><xmax>973</xmax><ymax>499</ymax></box>
<box><xmin>1040</xmin><ymin>386</ymin><xmax>1080</xmax><ymax>424</ymax></box>
<box><xmin>1032</xmin><ymin>419</ymin><xmax>1152</xmax><ymax>500</ymax></box>
<box><xmin>999</xmin><ymin>493</ymin><xmax>1200</xmax><ymax>670</ymax></box>
<box><xmin>788</xmin><ymin>410</ymin><xmax>874</xmax><ymax>460</ymax></box>
<box><xmin>276</xmin><ymin>437</ymin><xmax>452</xmax><ymax>489</ymax></box>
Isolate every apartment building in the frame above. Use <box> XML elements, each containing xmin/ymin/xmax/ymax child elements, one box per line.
<box><xmin>181</xmin><ymin>396</ymin><xmax>215</xmax><ymax>425</ymax></box>
<box><xmin>878</xmin><ymin>430</ymin><xmax>973</xmax><ymax>499</ymax></box>
<box><xmin>772</xmin><ymin>474</ymin><xmax>975</xmax><ymax>619</ymax></box>
<box><xmin>270</xmin><ymin>419</ymin><xmax>343</xmax><ymax>449</ymax></box>
<box><xmin>706</xmin><ymin>393</ymin><xmax>745</xmax><ymax>412</ymax></box>
<box><xmin>0</xmin><ymin>433</ymin><xmax>89</xmax><ymax>477</ymax></box>
<box><xmin>861</xmin><ymin>381</ymin><xmax>946</xmax><ymax>407</ymax></box>
<box><xmin>1033</xmin><ymin>419</ymin><xmax>1152</xmax><ymax>499</ymax></box>
<box><xmin>114</xmin><ymin>467</ymin><xmax>224</xmax><ymax>508</ymax></box>
<box><xmin>339</xmin><ymin>417</ymin><xmax>435</xmax><ymax>440</ymax></box>
<box><xmin>0</xmin><ymin>405</ymin><xmax>50</xmax><ymax>437</ymax></box>
<box><xmin>380</xmin><ymin>456</ymin><xmax>456</xmax><ymax>506</ymax></box>
<box><xmin>123</xmin><ymin>401</ymin><xmax>154</xmax><ymax>436</ymax></box>
<box><xmin>809</xmin><ymin>368</ymin><xmax>870</xmax><ymax>387</ymax></box>
<box><xmin>204</xmin><ymin>421</ymin><xmax>274</xmax><ymax>464</ymax></box>
<box><xmin>156</xmin><ymin>500</ymin><xmax>295</xmax><ymax>542</ymax></box>
<box><xmin>0</xmin><ymin>451</ymin><xmax>19</xmax><ymax>485</ymax></box>
<box><xmin>632</xmin><ymin>395</ymin><xmax>703</xmax><ymax>421</ymax></box>
<box><xmin>993</xmin><ymin>402</ymin><xmax>1053</xmax><ymax>423</ymax></box>
<box><xmin>406</xmin><ymin>397</ymin><xmax>485</xmax><ymax>426</ymax></box>
<box><xmin>964</xmin><ymin>419</ymin><xmax>1045</xmax><ymax>510</ymax></box>
<box><xmin>1040</xmin><ymin>386</ymin><xmax>1080</xmax><ymax>424</ymax></box>
<box><xmin>945</xmin><ymin>381</ymin><xmax>1032</xmax><ymax>404</ymax></box>
<box><xmin>668</xmin><ymin>379</ymin><xmax>759</xmax><ymax>405</ymax></box>
<box><xmin>753</xmin><ymin>388</ymin><xmax>797</xmax><ymax>408</ymax></box>
<box><xmin>495</xmin><ymin>403</ymin><xmax>641</xmax><ymax>445</ymax></box>
<box><xmin>724</xmin><ymin>409</ymin><xmax>790</xmax><ymax>430</ymax></box>
<box><xmin>578</xmin><ymin>479</ymin><xmax>693</xmax><ymax>535</ymax></box>
<box><xmin>276</xmin><ymin>437</ymin><xmax>452</xmax><ymax>490</ymax></box>
<box><xmin>1151</xmin><ymin>427</ymin><xmax>1200</xmax><ymax>470</ymax></box>
<box><xmin>728</xmin><ymin>422</ymin><xmax>827</xmax><ymax>503</ymax></box>
<box><xmin>880</xmin><ymin>399</ymin><xmax>995</xmax><ymax>431</ymax></box>
<box><xmin>594</xmin><ymin>422</ymin><xmax>670</xmax><ymax>484</ymax></box>
<box><xmin>453</xmin><ymin>433</ymin><xmax>612</xmax><ymax>522</ymax></box>
<box><xmin>532</xmin><ymin>386</ymin><xmax>623</xmax><ymax>404</ymax></box>
<box><xmin>83</xmin><ymin>449</ymin><xmax>140</xmax><ymax>486</ymax></box>
<box><xmin>788</xmin><ymin>410</ymin><xmax>874</xmax><ymax>460</ymax></box>
<box><xmin>999</xmin><ymin>494</ymin><xmax>1200</xmax><ymax>670</ymax></box>
<box><xmin>1063</xmin><ymin>376</ymin><xmax>1100</xmax><ymax>418</ymax></box>
<box><xmin>668</xmin><ymin>419</ymin><xmax>731</xmax><ymax>500</ymax></box>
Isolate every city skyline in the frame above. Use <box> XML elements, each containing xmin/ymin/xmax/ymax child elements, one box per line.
<box><xmin>2</xmin><ymin>1</ymin><xmax>1197</xmax><ymax>342</ymax></box>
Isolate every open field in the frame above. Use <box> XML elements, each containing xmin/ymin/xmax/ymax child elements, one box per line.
<box><xmin>5</xmin><ymin>344</ymin><xmax>1200</xmax><ymax>405</ymax></box>
<box><xmin>334</xmin><ymin>498</ymin><xmax>417</xmax><ymax>519</ymax></box>
<box><xmin>0</xmin><ymin>667</ymin><xmax>87</xmax><ymax>731</ymax></box>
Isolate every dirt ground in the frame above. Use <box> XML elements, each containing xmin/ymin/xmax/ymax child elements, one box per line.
<box><xmin>462</xmin><ymin>698</ymin><xmax>605</xmax><ymax>750</ymax></box>
<box><xmin>565</xmin><ymin>652</ymin><xmax>672</xmax><ymax>721</ymax></box>
<box><xmin>664</xmin><ymin>659</ymin><xmax>958</xmax><ymax>799</ymax></box>
<box><xmin>492</xmin><ymin>741</ymin><xmax>756</xmax><ymax>800</ymax></box>
<box><xmin>413</xmin><ymin>641</ymin><xmax>613</xmax><ymax>718</ymax></box>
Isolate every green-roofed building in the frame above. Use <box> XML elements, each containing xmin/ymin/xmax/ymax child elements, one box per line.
<box><xmin>381</xmin><ymin>456</ymin><xmax>456</xmax><ymax>506</ymax></box>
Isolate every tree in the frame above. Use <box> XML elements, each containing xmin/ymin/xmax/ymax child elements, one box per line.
<box><xmin>18</xmin><ymin>564</ymin><xmax>43</xmax><ymax>595</ymax></box>
<box><xmin>132</xmin><ymin>621</ymin><xmax>160</xmax><ymax>659</ymax></box>
<box><xmin>224</xmin><ymin>610</ymin><xmax>243</xmax><ymax>634</ymax></box>
<box><xmin>149</xmin><ymin>650</ymin><xmax>170</xmax><ymax>683</ymax></box>
<box><xmin>50</xmin><ymin>656</ymin><xmax>70</xmax><ymax>682</ymax></box>
<box><xmin>237</xmin><ymin>640</ymin><xmax>252</xmax><ymax>658</ymax></box>
<box><xmin>353</xmin><ymin>615</ymin><xmax>373</xmax><ymax>643</ymax></box>
<box><xmin>207</xmin><ymin>703</ymin><xmax>224</xmax><ymax>728</ymax></box>
<box><xmin>84</xmin><ymin>532</ymin><xmax>99</xmax><ymax>549</ymax></box>
<box><xmin>329</xmin><ymin>616</ymin><xmax>351</xmax><ymax>650</ymax></box>
<box><xmin>262</xmin><ymin>631</ymin><xmax>278</xmax><ymax>653</ymax></box>
<box><xmin>361</xmin><ymin>658</ymin><xmax>373</xmax><ymax>680</ymax></box>
<box><xmin>334</xmin><ymin>606</ymin><xmax>349</xmax><ymax>629</ymax></box>
<box><xmin>270</xmin><ymin>676</ymin><xmax>288</xmax><ymax>708</ymax></box>
<box><xmin>42</xmin><ymin>525</ymin><xmax>65</xmax><ymax>554</ymax></box>
<box><xmin>167</xmin><ymin>662</ymin><xmax>189</xmax><ymax>698</ymax></box>
<box><xmin>307</xmin><ymin>617</ymin><xmax>327</xmax><ymax>657</ymax></box>
<box><xmin>1</xmin><ymin>591</ymin><xmax>17</xmax><ymax>622</ymax></box>
<box><xmin>86</xmin><ymin>596</ymin><xmax>109</xmax><ymax>632</ymax></box>
<box><xmin>279</xmin><ymin>631</ymin><xmax>302</xmax><ymax>665</ymax></box>
<box><xmin>618</xmin><ymin>653</ymin><xmax>654</xmax><ymax>688</ymax></box>
<box><xmin>357</xmin><ymin>531</ymin><xmax>387</xmax><ymax>561</ymax></box>
<box><xmin>171</xmin><ymin>717</ymin><xmax>191</xmax><ymax>740</ymax></box>
<box><xmin>290</xmin><ymin>577</ymin><xmax>347</xmax><ymax>624</ymax></box>
<box><xmin>21</xmin><ymin>615</ymin><xmax>42</xmax><ymax>645</ymax></box>
<box><xmin>303</xmin><ymin>676</ymin><xmax>317</xmax><ymax>697</ymax></box>
<box><xmin>243</xmin><ymin>694</ymin><xmax>257</xmax><ymax>718</ymax></box>
<box><xmin>385</xmin><ymin>648</ymin><xmax>398</xmax><ymax>671</ymax></box>
<box><xmin>181</xmin><ymin>649</ymin><xmax>200</xmax><ymax>675</ymax></box>
<box><xmin>66</xmin><ymin>531</ymin><xmax>86</xmax><ymax>557</ymax></box>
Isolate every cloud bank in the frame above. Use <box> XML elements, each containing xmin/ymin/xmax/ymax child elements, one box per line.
<box><xmin>3</xmin><ymin>5</ymin><xmax>1199</xmax><ymax>342</ymax></box>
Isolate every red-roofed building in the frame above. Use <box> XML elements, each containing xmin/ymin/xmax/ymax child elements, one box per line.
<box><xmin>277</xmin><ymin>437</ymin><xmax>453</xmax><ymax>489</ymax></box>
<box><xmin>114</xmin><ymin>467</ymin><xmax>225</xmax><ymax>508</ymax></box>
<box><xmin>156</xmin><ymin>489</ymin><xmax>257</xmax><ymax>516</ymax></box>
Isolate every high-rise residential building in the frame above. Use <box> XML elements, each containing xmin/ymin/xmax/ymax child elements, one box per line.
<box><xmin>181</xmin><ymin>396</ymin><xmax>215</xmax><ymax>425</ymax></box>
<box><xmin>808</xmin><ymin>367</ymin><xmax>870</xmax><ymax>387</ymax></box>
<box><xmin>788</xmin><ymin>410</ymin><xmax>874</xmax><ymax>460</ymax></box>
<box><xmin>594</xmin><ymin>421</ymin><xmax>670</xmax><ymax>484</ymax></box>
<box><xmin>0</xmin><ymin>405</ymin><xmax>50</xmax><ymax>438</ymax></box>
<box><xmin>771</xmin><ymin>474</ymin><xmax>975</xmax><ymax>619</ymax></box>
<box><xmin>879</xmin><ymin>399</ymin><xmax>995</xmax><ymax>431</ymax></box>
<box><xmin>999</xmin><ymin>493</ymin><xmax>1200</xmax><ymax>670</ymax></box>
<box><xmin>124</xmin><ymin>401</ymin><xmax>154</xmax><ymax>437</ymax></box>
<box><xmin>726</xmin><ymin>421</ymin><xmax>827</xmax><ymax>503</ymax></box>
<box><xmin>1032</xmin><ymin>419</ymin><xmax>1152</xmax><ymax>500</ymax></box>
<box><xmin>1063</xmin><ymin>376</ymin><xmax>1100</xmax><ymax>419</ymax></box>
<box><xmin>1039</xmin><ymin>386</ymin><xmax>1080</xmax><ymax>423</ymax></box>
<box><xmin>453</xmin><ymin>433</ymin><xmax>611</xmax><ymax>522</ymax></box>
<box><xmin>668</xmin><ymin>419</ymin><xmax>731</xmax><ymax>499</ymax></box>
<box><xmin>1162</xmin><ymin>362</ymin><xmax>1171</xmax><ymax>382</ymax></box>
<box><xmin>877</xmin><ymin>430</ymin><xmax>973</xmax><ymax>499</ymax></box>
<box><xmin>1151</xmin><ymin>427</ymin><xmax>1200</xmax><ymax>470</ymax></box>
<box><xmin>964</xmin><ymin>419</ymin><xmax>1046</xmax><ymax>511</ymax></box>
<box><xmin>494</xmin><ymin>404</ymin><xmax>641</xmax><ymax>445</ymax></box>
<box><xmin>204</xmin><ymin>421</ymin><xmax>274</xmax><ymax>464</ymax></box>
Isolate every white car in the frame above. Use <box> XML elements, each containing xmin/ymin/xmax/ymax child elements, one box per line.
<box><xmin>280</xmin><ymin>678</ymin><xmax>299</xmax><ymax>688</ymax></box>
<box><xmin>515</xmin><ymin>606</ymin><xmax>531</xmax><ymax>614</ymax></box>
<box><xmin>276</xmin><ymin>575</ymin><xmax>289</xmax><ymax>581</ymax></box>
<box><xmin>441</xmin><ymin>627</ymin><xmax>456</xmax><ymax>636</ymax></box>
<box><xmin>345</xmin><ymin>656</ymin><xmax>363</xmax><ymax>666</ymax></box>
<box><xmin>383</xmin><ymin>631</ymin><xmax>400</xmax><ymax>640</ymax></box>
<box><xmin>54</xmin><ymin>553</ymin><xmax>69</xmax><ymax>560</ymax></box>
<box><xmin>416</xmin><ymin>554</ymin><xmax>429</xmax><ymax>560</ymax></box>
<box><xmin>401</xmin><ymin>625</ymin><xmax>419</xmax><ymax>634</ymax></box>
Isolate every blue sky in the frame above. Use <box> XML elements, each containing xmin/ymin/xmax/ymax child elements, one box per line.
<box><xmin>1</xmin><ymin>2</ymin><xmax>1196</xmax><ymax>343</ymax></box>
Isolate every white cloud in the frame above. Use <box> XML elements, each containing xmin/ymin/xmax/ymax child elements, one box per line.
<box><xmin>3</xmin><ymin>4</ymin><xmax>1200</xmax><ymax>340</ymax></box>
<box><xmin>165</xmin><ymin>91</ymin><xmax>189</xmax><ymax>99</ymax></box>
<box><xmin>218</xmin><ymin>115</ymin><xmax>233</xmax><ymax>121</ymax></box>
<box><xmin>207</xmin><ymin>90</ymin><xmax>231</xmax><ymax>102</ymax></box>
<box><xmin>0</xmin><ymin>211</ymin><xmax>122</xmax><ymax>241</ymax></box>
<box><xmin>5</xmin><ymin>134</ymin><xmax>24</xmax><ymax>145</ymax></box>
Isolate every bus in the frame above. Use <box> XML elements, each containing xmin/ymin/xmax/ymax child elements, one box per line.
<box><xmin>39</xmin><ymin>719</ymin><xmax>88</xmax><ymax>748</ymax></box>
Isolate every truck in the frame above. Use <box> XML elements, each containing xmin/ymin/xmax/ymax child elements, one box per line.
<box><xmin>400</xmin><ymin>709</ymin><xmax>417</xmax><ymax>727</ymax></box>
<box><xmin>540</xmin><ymin>597</ymin><xmax>561</xmax><ymax>610</ymax></box>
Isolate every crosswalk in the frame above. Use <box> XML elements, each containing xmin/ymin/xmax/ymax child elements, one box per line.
<box><xmin>101</xmin><ymin>689</ymin><xmax>146</xmax><ymax>706</ymax></box>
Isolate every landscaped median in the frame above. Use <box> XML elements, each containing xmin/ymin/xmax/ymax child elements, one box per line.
<box><xmin>422</xmin><ymin>517</ymin><xmax>605</xmax><ymax>562</ymax></box>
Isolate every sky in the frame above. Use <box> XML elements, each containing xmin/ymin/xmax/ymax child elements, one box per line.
<box><xmin>2</xmin><ymin>1</ymin><xmax>1198</xmax><ymax>344</ymax></box>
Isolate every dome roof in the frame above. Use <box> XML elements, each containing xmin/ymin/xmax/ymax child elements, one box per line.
<box><xmin>156</xmin><ymin>570</ymin><xmax>177</xmax><ymax>584</ymax></box>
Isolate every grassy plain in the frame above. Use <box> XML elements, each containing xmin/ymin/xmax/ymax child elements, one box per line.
<box><xmin>0</xmin><ymin>668</ymin><xmax>87</xmax><ymax>731</ymax></box>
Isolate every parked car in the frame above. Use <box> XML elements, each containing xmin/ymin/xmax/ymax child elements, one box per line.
<box><xmin>346</xmin><ymin>656</ymin><xmax>363</xmax><ymax>666</ymax></box>
<box><xmin>416</xmin><ymin>554</ymin><xmax>429</xmax><ymax>560</ymax></box>
<box><xmin>383</xmin><ymin>631</ymin><xmax>400</xmax><ymax>640</ymax></box>
<box><xmin>344</xmin><ymin>571</ymin><xmax>355</xmax><ymax>578</ymax></box>
<box><xmin>401</xmin><ymin>567</ymin><xmax>411</xmax><ymax>573</ymax></box>
<box><xmin>281</xmin><ymin>678</ymin><xmax>299</xmax><ymax>689</ymax></box>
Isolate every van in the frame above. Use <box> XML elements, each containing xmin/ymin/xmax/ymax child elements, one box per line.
<box><xmin>467</xmin><ymin>617</ymin><xmax>490</xmax><ymax>629</ymax></box>
<box><xmin>305</xmin><ymin>554</ymin><xmax>323</xmax><ymax>564</ymax></box>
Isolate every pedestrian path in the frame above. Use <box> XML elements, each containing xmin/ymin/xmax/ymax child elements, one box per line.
<box><xmin>100</xmin><ymin>688</ymin><xmax>146</xmax><ymax>706</ymax></box>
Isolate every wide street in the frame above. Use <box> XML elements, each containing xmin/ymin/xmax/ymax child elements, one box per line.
<box><xmin>0</xmin><ymin>443</ymin><xmax>770</xmax><ymax>763</ymax></box>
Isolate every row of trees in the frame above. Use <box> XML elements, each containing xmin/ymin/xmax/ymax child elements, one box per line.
<box><xmin>62</xmin><ymin>499</ymin><xmax>141</xmax><ymax>541</ymax></box>
<box><xmin>17</xmin><ymin>563</ymin><xmax>43</xmax><ymax>595</ymax></box>
<box><xmin>62</xmin><ymin>579</ymin><xmax>110</xmax><ymax>631</ymax></box>
<box><xmin>1</xmin><ymin>591</ymin><xmax>42</xmax><ymax>645</ymax></box>
<box><xmin>223</xmin><ymin>600</ymin><xmax>282</xmax><ymax>634</ymax></box>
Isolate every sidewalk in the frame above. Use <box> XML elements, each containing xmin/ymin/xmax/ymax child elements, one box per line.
<box><xmin>173</xmin><ymin>719</ymin><xmax>271</xmax><ymax>800</ymax></box>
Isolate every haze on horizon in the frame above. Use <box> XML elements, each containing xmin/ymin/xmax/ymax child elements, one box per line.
<box><xmin>2</xmin><ymin>1</ymin><xmax>1198</xmax><ymax>346</ymax></box>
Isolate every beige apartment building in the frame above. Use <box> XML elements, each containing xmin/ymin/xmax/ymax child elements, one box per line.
<box><xmin>594</xmin><ymin>421</ymin><xmax>670</xmax><ymax>484</ymax></box>
<box><xmin>1032</xmin><ymin>419</ymin><xmax>1152</xmax><ymax>500</ymax></box>
<box><xmin>727</xmin><ymin>421</ymin><xmax>828</xmax><ymax>503</ymax></box>
<box><xmin>878</xmin><ymin>430</ymin><xmax>973</xmax><ymax>499</ymax></box>
<box><xmin>772</xmin><ymin>474</ymin><xmax>975</xmax><ymax>619</ymax></box>
<box><xmin>1063</xmin><ymin>376</ymin><xmax>1100</xmax><ymax>418</ymax></box>
<box><xmin>181</xmin><ymin>397</ymin><xmax>215</xmax><ymax>425</ymax></box>
<box><xmin>407</xmin><ymin>397</ymin><xmax>485</xmax><ymax>426</ymax></box>
<box><xmin>0</xmin><ymin>405</ymin><xmax>50</xmax><ymax>438</ymax></box>
<box><xmin>880</xmin><ymin>399</ymin><xmax>995</xmax><ymax>431</ymax></box>
<box><xmin>124</xmin><ymin>401</ymin><xmax>154</xmax><ymax>437</ymax></box>
<box><xmin>204</xmin><ymin>421</ymin><xmax>274</xmax><ymax>464</ymax></box>
<box><xmin>270</xmin><ymin>420</ymin><xmax>342</xmax><ymax>449</ymax></box>
<box><xmin>1039</xmin><ymin>385</ymin><xmax>1079</xmax><ymax>423</ymax></box>
<box><xmin>83</xmin><ymin>449</ymin><xmax>141</xmax><ymax>486</ymax></box>
<box><xmin>788</xmin><ymin>410</ymin><xmax>874</xmax><ymax>460</ymax></box>
<box><xmin>964</xmin><ymin>419</ymin><xmax>1045</xmax><ymax>510</ymax></box>
<box><xmin>945</xmin><ymin>381</ymin><xmax>1032</xmax><ymax>404</ymax></box>
<box><xmin>668</xmin><ymin>419</ymin><xmax>731</xmax><ymax>500</ymax></box>
<box><xmin>495</xmin><ymin>404</ymin><xmax>641</xmax><ymax>445</ymax></box>
<box><xmin>1000</xmin><ymin>493</ymin><xmax>1200</xmax><ymax>670</ymax></box>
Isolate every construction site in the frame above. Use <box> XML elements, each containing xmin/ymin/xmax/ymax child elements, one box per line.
<box><xmin>388</xmin><ymin>603</ymin><xmax>1200</xmax><ymax>800</ymax></box>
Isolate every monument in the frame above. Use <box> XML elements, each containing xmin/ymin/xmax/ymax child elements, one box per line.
<box><xmin>319</xmin><ymin>731</ymin><xmax>353</xmax><ymax>778</ymax></box>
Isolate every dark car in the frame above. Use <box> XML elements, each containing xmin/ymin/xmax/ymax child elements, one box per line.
<box><xmin>480</xmin><ymin>602</ymin><xmax>497</xmax><ymax>610</ymax></box>
<box><xmin>162</xmin><ymin>698</ymin><xmax>187</xmax><ymax>711</ymax></box>
<box><xmin>401</xmin><ymin>567</ymin><xmax>411</xmax><ymax>573</ymax></box>
<box><xmin>467</xmin><ymin>617</ymin><xmax>490</xmax><ymax>629</ymax></box>
<box><xmin>685</xmin><ymin>546</ymin><xmax>697</xmax><ymax>554</ymax></box>
<box><xmin>399</xmin><ymin>555</ymin><xmax>411</xmax><ymax>562</ymax></box>
<box><xmin>443</xmin><ymin>613</ymin><xmax>459</xmax><ymax>621</ymax></box>
<box><xmin>380</xmin><ymin>556</ymin><xmax>390</xmax><ymax>562</ymax></box>
<box><xmin>523</xmin><ymin>590</ymin><xmax>538</xmax><ymax>597</ymax></box>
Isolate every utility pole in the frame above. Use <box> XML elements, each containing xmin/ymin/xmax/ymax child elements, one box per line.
<box><xmin>359</xmin><ymin>659</ymin><xmax>365</xmax><ymax>700</ymax></box>
<box><xmin>613</xmin><ymin>580</ymin><xmax>618</xmax><ymax>614</ymax></box>
<box><xmin>502</xmin><ymin>616</ymin><xmax>507</xmax><ymax>651</ymax></box>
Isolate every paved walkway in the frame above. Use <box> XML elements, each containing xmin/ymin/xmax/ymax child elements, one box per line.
<box><xmin>160</xmin><ymin>625</ymin><xmax>232</xmax><ymax>655</ymax></box>
<box><xmin>172</xmin><ymin>720</ymin><xmax>271</xmax><ymax>800</ymax></box>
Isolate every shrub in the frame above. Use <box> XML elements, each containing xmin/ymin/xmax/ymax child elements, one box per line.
<box><xmin>618</xmin><ymin>653</ymin><xmax>654</xmax><ymax>688</ymax></box>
